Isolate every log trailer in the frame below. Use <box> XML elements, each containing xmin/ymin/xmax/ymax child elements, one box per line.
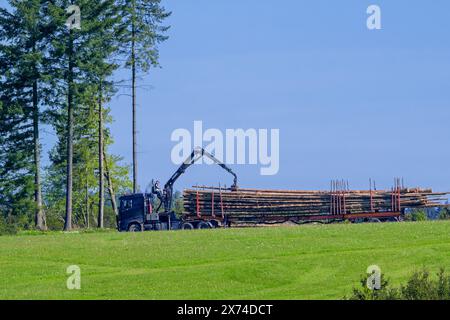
<box><xmin>116</xmin><ymin>147</ymin><xmax>442</xmax><ymax>232</ymax></box>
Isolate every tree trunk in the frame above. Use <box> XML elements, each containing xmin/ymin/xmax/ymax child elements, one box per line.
<box><xmin>64</xmin><ymin>30</ymin><xmax>74</xmax><ymax>231</ymax></box>
<box><xmin>132</xmin><ymin>0</ymin><xmax>138</xmax><ymax>193</ymax></box>
<box><xmin>98</xmin><ymin>86</ymin><xmax>104</xmax><ymax>228</ymax></box>
<box><xmin>33</xmin><ymin>77</ymin><xmax>45</xmax><ymax>230</ymax></box>
<box><xmin>103</xmin><ymin>147</ymin><xmax>118</xmax><ymax>217</ymax></box>
<box><xmin>85</xmin><ymin>169</ymin><xmax>89</xmax><ymax>229</ymax></box>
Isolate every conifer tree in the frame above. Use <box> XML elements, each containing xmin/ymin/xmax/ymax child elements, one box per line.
<box><xmin>116</xmin><ymin>0</ymin><xmax>170</xmax><ymax>193</ymax></box>
<box><xmin>0</xmin><ymin>0</ymin><xmax>51</xmax><ymax>229</ymax></box>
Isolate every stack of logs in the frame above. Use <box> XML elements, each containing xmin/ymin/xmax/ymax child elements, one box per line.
<box><xmin>183</xmin><ymin>186</ymin><xmax>448</xmax><ymax>219</ymax></box>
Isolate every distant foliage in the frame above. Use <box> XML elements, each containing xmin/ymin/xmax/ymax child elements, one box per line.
<box><xmin>404</xmin><ymin>209</ymin><xmax>428</xmax><ymax>222</ymax></box>
<box><xmin>0</xmin><ymin>217</ymin><xmax>18</xmax><ymax>235</ymax></box>
<box><xmin>439</xmin><ymin>208</ymin><xmax>450</xmax><ymax>220</ymax></box>
<box><xmin>172</xmin><ymin>191</ymin><xmax>184</xmax><ymax>216</ymax></box>
<box><xmin>347</xmin><ymin>269</ymin><xmax>450</xmax><ymax>300</ymax></box>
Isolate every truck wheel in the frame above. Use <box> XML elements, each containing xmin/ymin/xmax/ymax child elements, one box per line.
<box><xmin>208</xmin><ymin>220</ymin><xmax>219</xmax><ymax>228</ymax></box>
<box><xmin>181</xmin><ymin>222</ymin><xmax>194</xmax><ymax>230</ymax></box>
<box><xmin>128</xmin><ymin>223</ymin><xmax>142</xmax><ymax>232</ymax></box>
<box><xmin>197</xmin><ymin>221</ymin><xmax>211</xmax><ymax>229</ymax></box>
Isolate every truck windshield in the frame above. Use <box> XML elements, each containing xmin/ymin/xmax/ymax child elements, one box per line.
<box><xmin>121</xmin><ymin>199</ymin><xmax>133</xmax><ymax>210</ymax></box>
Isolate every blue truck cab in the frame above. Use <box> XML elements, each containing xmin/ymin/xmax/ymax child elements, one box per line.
<box><xmin>118</xmin><ymin>193</ymin><xmax>181</xmax><ymax>231</ymax></box>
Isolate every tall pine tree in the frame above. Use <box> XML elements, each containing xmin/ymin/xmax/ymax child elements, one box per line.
<box><xmin>116</xmin><ymin>0</ymin><xmax>170</xmax><ymax>193</ymax></box>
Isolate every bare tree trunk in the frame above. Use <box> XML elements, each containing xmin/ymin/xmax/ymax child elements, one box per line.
<box><xmin>132</xmin><ymin>0</ymin><xmax>138</xmax><ymax>193</ymax></box>
<box><xmin>64</xmin><ymin>30</ymin><xmax>74</xmax><ymax>231</ymax></box>
<box><xmin>98</xmin><ymin>86</ymin><xmax>104</xmax><ymax>228</ymax></box>
<box><xmin>33</xmin><ymin>77</ymin><xmax>45</xmax><ymax>230</ymax></box>
<box><xmin>103</xmin><ymin>147</ymin><xmax>118</xmax><ymax>217</ymax></box>
<box><xmin>92</xmin><ymin>203</ymin><xmax>98</xmax><ymax>227</ymax></box>
<box><xmin>85</xmin><ymin>170</ymin><xmax>89</xmax><ymax>229</ymax></box>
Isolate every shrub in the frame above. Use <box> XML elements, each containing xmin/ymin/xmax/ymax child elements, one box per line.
<box><xmin>439</xmin><ymin>208</ymin><xmax>450</xmax><ymax>220</ymax></box>
<box><xmin>403</xmin><ymin>209</ymin><xmax>428</xmax><ymax>222</ymax></box>
<box><xmin>0</xmin><ymin>217</ymin><xmax>18</xmax><ymax>236</ymax></box>
<box><xmin>346</xmin><ymin>274</ymin><xmax>399</xmax><ymax>300</ymax></box>
<box><xmin>347</xmin><ymin>269</ymin><xmax>450</xmax><ymax>300</ymax></box>
<box><xmin>413</xmin><ymin>210</ymin><xmax>427</xmax><ymax>221</ymax></box>
<box><xmin>401</xmin><ymin>269</ymin><xmax>450</xmax><ymax>300</ymax></box>
<box><xmin>44</xmin><ymin>210</ymin><xmax>65</xmax><ymax>230</ymax></box>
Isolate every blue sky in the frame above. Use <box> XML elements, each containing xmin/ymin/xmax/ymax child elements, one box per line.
<box><xmin>3</xmin><ymin>0</ymin><xmax>450</xmax><ymax>193</ymax></box>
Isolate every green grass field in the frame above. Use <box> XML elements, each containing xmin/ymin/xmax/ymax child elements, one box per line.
<box><xmin>1</xmin><ymin>221</ymin><xmax>450</xmax><ymax>300</ymax></box>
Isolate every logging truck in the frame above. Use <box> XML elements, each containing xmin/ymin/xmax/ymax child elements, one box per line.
<box><xmin>118</xmin><ymin>147</ymin><xmax>238</xmax><ymax>231</ymax></box>
<box><xmin>116</xmin><ymin>147</ymin><xmax>426</xmax><ymax>232</ymax></box>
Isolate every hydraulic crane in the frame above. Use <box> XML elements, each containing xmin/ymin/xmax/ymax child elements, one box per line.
<box><xmin>153</xmin><ymin>147</ymin><xmax>238</xmax><ymax>213</ymax></box>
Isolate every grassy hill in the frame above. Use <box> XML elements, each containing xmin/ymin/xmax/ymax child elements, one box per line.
<box><xmin>1</xmin><ymin>221</ymin><xmax>450</xmax><ymax>300</ymax></box>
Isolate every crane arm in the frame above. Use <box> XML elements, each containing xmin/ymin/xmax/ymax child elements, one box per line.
<box><xmin>155</xmin><ymin>147</ymin><xmax>238</xmax><ymax>212</ymax></box>
<box><xmin>164</xmin><ymin>147</ymin><xmax>238</xmax><ymax>191</ymax></box>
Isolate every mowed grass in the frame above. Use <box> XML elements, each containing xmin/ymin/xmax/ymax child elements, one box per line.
<box><xmin>1</xmin><ymin>221</ymin><xmax>450</xmax><ymax>300</ymax></box>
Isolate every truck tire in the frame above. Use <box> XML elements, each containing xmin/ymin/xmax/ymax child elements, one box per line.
<box><xmin>208</xmin><ymin>220</ymin><xmax>219</xmax><ymax>228</ymax></box>
<box><xmin>197</xmin><ymin>221</ymin><xmax>211</xmax><ymax>229</ymax></box>
<box><xmin>181</xmin><ymin>222</ymin><xmax>194</xmax><ymax>230</ymax></box>
<box><xmin>128</xmin><ymin>223</ymin><xmax>142</xmax><ymax>232</ymax></box>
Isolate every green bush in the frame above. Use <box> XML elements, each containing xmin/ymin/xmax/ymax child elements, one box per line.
<box><xmin>412</xmin><ymin>210</ymin><xmax>427</xmax><ymax>221</ymax></box>
<box><xmin>346</xmin><ymin>274</ymin><xmax>399</xmax><ymax>300</ymax></box>
<box><xmin>0</xmin><ymin>217</ymin><xmax>18</xmax><ymax>236</ymax></box>
<box><xmin>347</xmin><ymin>268</ymin><xmax>450</xmax><ymax>300</ymax></box>
<box><xmin>439</xmin><ymin>208</ymin><xmax>450</xmax><ymax>220</ymax></box>
<box><xmin>44</xmin><ymin>210</ymin><xmax>65</xmax><ymax>231</ymax></box>
<box><xmin>404</xmin><ymin>210</ymin><xmax>428</xmax><ymax>222</ymax></box>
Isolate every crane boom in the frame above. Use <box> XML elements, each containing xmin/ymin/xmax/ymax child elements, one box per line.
<box><xmin>153</xmin><ymin>147</ymin><xmax>238</xmax><ymax>212</ymax></box>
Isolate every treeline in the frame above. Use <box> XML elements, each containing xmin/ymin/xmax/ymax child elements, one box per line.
<box><xmin>0</xmin><ymin>0</ymin><xmax>170</xmax><ymax>231</ymax></box>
